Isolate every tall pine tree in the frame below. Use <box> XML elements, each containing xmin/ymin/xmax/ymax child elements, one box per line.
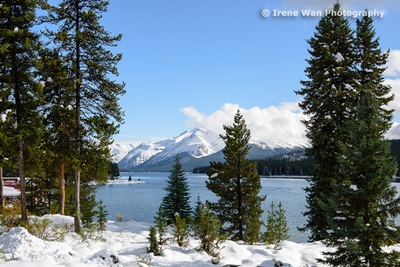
<box><xmin>0</xmin><ymin>0</ymin><xmax>43</xmax><ymax>222</ymax></box>
<box><xmin>206</xmin><ymin>110</ymin><xmax>265</xmax><ymax>243</ymax></box>
<box><xmin>319</xmin><ymin>13</ymin><xmax>400</xmax><ymax>266</ymax></box>
<box><xmin>38</xmin><ymin>47</ymin><xmax>75</xmax><ymax>215</ymax></box>
<box><xmin>42</xmin><ymin>0</ymin><xmax>125</xmax><ymax>232</ymax></box>
<box><xmin>160</xmin><ymin>155</ymin><xmax>192</xmax><ymax>223</ymax></box>
<box><xmin>295</xmin><ymin>2</ymin><xmax>358</xmax><ymax>241</ymax></box>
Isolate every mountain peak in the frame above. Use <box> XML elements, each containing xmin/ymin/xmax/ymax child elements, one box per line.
<box><xmin>116</xmin><ymin>128</ymin><xmax>308</xmax><ymax>171</ymax></box>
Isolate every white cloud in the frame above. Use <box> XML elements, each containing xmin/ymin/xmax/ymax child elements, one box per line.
<box><xmin>385</xmin><ymin>50</ymin><xmax>400</xmax><ymax>77</ymax></box>
<box><xmin>181</xmin><ymin>103</ymin><xmax>308</xmax><ymax>146</ymax></box>
<box><xmin>385</xmin><ymin>50</ymin><xmax>400</xmax><ymax>119</ymax></box>
<box><xmin>386</xmin><ymin>122</ymin><xmax>400</xmax><ymax>139</ymax></box>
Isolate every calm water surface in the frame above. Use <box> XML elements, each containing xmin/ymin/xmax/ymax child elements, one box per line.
<box><xmin>96</xmin><ymin>172</ymin><xmax>400</xmax><ymax>243</ymax></box>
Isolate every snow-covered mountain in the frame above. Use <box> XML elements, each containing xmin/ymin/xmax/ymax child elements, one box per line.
<box><xmin>118</xmin><ymin>128</ymin><xmax>224</xmax><ymax>170</ymax></box>
<box><xmin>117</xmin><ymin>128</ymin><xmax>308</xmax><ymax>171</ymax></box>
<box><xmin>110</xmin><ymin>142</ymin><xmax>135</xmax><ymax>163</ymax></box>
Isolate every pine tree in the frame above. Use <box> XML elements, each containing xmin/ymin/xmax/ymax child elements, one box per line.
<box><xmin>0</xmin><ymin>0</ymin><xmax>43</xmax><ymax>222</ymax></box>
<box><xmin>275</xmin><ymin>202</ymin><xmax>290</xmax><ymax>245</ymax></box>
<box><xmin>154</xmin><ymin>205</ymin><xmax>168</xmax><ymax>245</ymax></box>
<box><xmin>319</xmin><ymin>13</ymin><xmax>400</xmax><ymax>267</ymax></box>
<box><xmin>38</xmin><ymin>47</ymin><xmax>75</xmax><ymax>215</ymax></box>
<box><xmin>42</xmin><ymin>0</ymin><xmax>125</xmax><ymax>232</ymax></box>
<box><xmin>192</xmin><ymin>201</ymin><xmax>225</xmax><ymax>257</ymax></box>
<box><xmin>206</xmin><ymin>110</ymin><xmax>265</xmax><ymax>242</ymax></box>
<box><xmin>264</xmin><ymin>201</ymin><xmax>277</xmax><ymax>245</ymax></box>
<box><xmin>295</xmin><ymin>2</ymin><xmax>358</xmax><ymax>241</ymax></box>
<box><xmin>171</xmin><ymin>213</ymin><xmax>189</xmax><ymax>247</ymax></box>
<box><xmin>264</xmin><ymin>201</ymin><xmax>289</xmax><ymax>249</ymax></box>
<box><xmin>160</xmin><ymin>155</ymin><xmax>192</xmax><ymax>223</ymax></box>
<box><xmin>320</xmin><ymin>92</ymin><xmax>400</xmax><ymax>267</ymax></box>
<box><xmin>97</xmin><ymin>199</ymin><xmax>108</xmax><ymax>231</ymax></box>
<box><xmin>147</xmin><ymin>225</ymin><xmax>162</xmax><ymax>256</ymax></box>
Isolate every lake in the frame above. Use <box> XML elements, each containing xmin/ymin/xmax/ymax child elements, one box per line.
<box><xmin>95</xmin><ymin>172</ymin><xmax>400</xmax><ymax>243</ymax></box>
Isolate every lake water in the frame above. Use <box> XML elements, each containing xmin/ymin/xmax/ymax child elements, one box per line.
<box><xmin>95</xmin><ymin>172</ymin><xmax>400</xmax><ymax>243</ymax></box>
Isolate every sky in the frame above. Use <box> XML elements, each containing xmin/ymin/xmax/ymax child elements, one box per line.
<box><xmin>98</xmin><ymin>0</ymin><xmax>400</xmax><ymax>146</ymax></box>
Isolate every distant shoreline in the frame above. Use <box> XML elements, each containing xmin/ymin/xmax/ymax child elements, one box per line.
<box><xmin>261</xmin><ymin>175</ymin><xmax>310</xmax><ymax>179</ymax></box>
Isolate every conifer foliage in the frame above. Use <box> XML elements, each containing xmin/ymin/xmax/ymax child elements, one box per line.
<box><xmin>264</xmin><ymin>201</ymin><xmax>290</xmax><ymax>249</ymax></box>
<box><xmin>42</xmin><ymin>0</ymin><xmax>125</xmax><ymax>232</ymax></box>
<box><xmin>295</xmin><ymin>2</ymin><xmax>357</xmax><ymax>241</ymax></box>
<box><xmin>0</xmin><ymin>0</ymin><xmax>43</xmax><ymax>222</ymax></box>
<box><xmin>297</xmin><ymin>2</ymin><xmax>400</xmax><ymax>265</ymax></box>
<box><xmin>192</xmin><ymin>201</ymin><xmax>225</xmax><ymax>257</ymax></box>
<box><xmin>206</xmin><ymin>110</ymin><xmax>265</xmax><ymax>243</ymax></box>
<box><xmin>160</xmin><ymin>155</ymin><xmax>192</xmax><ymax>223</ymax></box>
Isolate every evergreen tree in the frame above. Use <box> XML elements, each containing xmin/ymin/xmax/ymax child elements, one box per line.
<box><xmin>264</xmin><ymin>201</ymin><xmax>277</xmax><ymax>245</ymax></box>
<box><xmin>295</xmin><ymin>2</ymin><xmax>358</xmax><ymax>241</ymax></box>
<box><xmin>154</xmin><ymin>205</ymin><xmax>168</xmax><ymax>245</ymax></box>
<box><xmin>38</xmin><ymin>47</ymin><xmax>75</xmax><ymax>215</ymax></box>
<box><xmin>97</xmin><ymin>199</ymin><xmax>108</xmax><ymax>231</ymax></box>
<box><xmin>206</xmin><ymin>110</ymin><xmax>265</xmax><ymax>242</ymax></box>
<box><xmin>147</xmin><ymin>225</ymin><xmax>162</xmax><ymax>256</ymax></box>
<box><xmin>171</xmin><ymin>213</ymin><xmax>189</xmax><ymax>247</ymax></box>
<box><xmin>319</xmin><ymin>13</ymin><xmax>400</xmax><ymax>266</ymax></box>
<box><xmin>42</xmin><ymin>0</ymin><xmax>125</xmax><ymax>232</ymax></box>
<box><xmin>192</xmin><ymin>201</ymin><xmax>225</xmax><ymax>257</ymax></box>
<box><xmin>0</xmin><ymin>0</ymin><xmax>43</xmax><ymax>222</ymax></box>
<box><xmin>321</xmin><ymin>92</ymin><xmax>400</xmax><ymax>267</ymax></box>
<box><xmin>263</xmin><ymin>201</ymin><xmax>290</xmax><ymax>249</ymax></box>
<box><xmin>160</xmin><ymin>155</ymin><xmax>192</xmax><ymax>223</ymax></box>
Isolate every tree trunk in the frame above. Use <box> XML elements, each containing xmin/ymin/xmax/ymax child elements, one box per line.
<box><xmin>237</xmin><ymin>173</ymin><xmax>243</xmax><ymax>241</ymax></box>
<box><xmin>60</xmin><ymin>160</ymin><xmax>65</xmax><ymax>215</ymax></box>
<box><xmin>73</xmin><ymin>0</ymin><xmax>81</xmax><ymax>233</ymax></box>
<box><xmin>18</xmin><ymin>140</ymin><xmax>28</xmax><ymax>222</ymax></box>
<box><xmin>0</xmin><ymin>166</ymin><xmax>4</xmax><ymax>208</ymax></box>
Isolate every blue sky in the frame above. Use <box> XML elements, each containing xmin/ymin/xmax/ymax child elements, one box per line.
<box><xmin>100</xmin><ymin>0</ymin><xmax>400</xmax><ymax>145</ymax></box>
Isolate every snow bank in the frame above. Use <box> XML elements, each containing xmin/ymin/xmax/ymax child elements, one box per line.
<box><xmin>0</xmin><ymin>215</ymin><xmax>398</xmax><ymax>267</ymax></box>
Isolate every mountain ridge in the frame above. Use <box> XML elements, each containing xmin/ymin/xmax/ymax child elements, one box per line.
<box><xmin>116</xmin><ymin>128</ymin><xmax>308</xmax><ymax>172</ymax></box>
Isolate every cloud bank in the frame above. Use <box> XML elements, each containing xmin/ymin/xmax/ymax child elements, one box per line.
<box><xmin>181</xmin><ymin>103</ymin><xmax>308</xmax><ymax>146</ymax></box>
<box><xmin>180</xmin><ymin>50</ymin><xmax>400</xmax><ymax>144</ymax></box>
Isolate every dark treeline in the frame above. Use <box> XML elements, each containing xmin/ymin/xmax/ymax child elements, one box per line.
<box><xmin>192</xmin><ymin>149</ymin><xmax>313</xmax><ymax>176</ymax></box>
<box><xmin>193</xmin><ymin>139</ymin><xmax>400</xmax><ymax>177</ymax></box>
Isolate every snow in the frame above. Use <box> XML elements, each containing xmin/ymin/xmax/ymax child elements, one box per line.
<box><xmin>3</xmin><ymin>186</ymin><xmax>20</xmax><ymax>197</ymax></box>
<box><xmin>118</xmin><ymin>128</ymin><xmax>225</xmax><ymax>170</ymax></box>
<box><xmin>110</xmin><ymin>142</ymin><xmax>136</xmax><ymax>163</ymax></box>
<box><xmin>0</xmin><ymin>214</ymin><xmax>371</xmax><ymax>267</ymax></box>
<box><xmin>107</xmin><ymin>179</ymin><xmax>146</xmax><ymax>185</ymax></box>
<box><xmin>334</xmin><ymin>52</ymin><xmax>344</xmax><ymax>62</ymax></box>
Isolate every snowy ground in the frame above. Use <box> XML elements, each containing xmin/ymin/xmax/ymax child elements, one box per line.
<box><xmin>0</xmin><ymin>214</ymin><xmax>399</xmax><ymax>267</ymax></box>
<box><xmin>107</xmin><ymin>179</ymin><xmax>146</xmax><ymax>185</ymax></box>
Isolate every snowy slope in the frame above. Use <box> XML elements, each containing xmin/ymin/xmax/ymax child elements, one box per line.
<box><xmin>0</xmin><ymin>214</ymin><xmax>346</xmax><ymax>267</ymax></box>
<box><xmin>117</xmin><ymin>128</ymin><xmax>308</xmax><ymax>171</ymax></box>
<box><xmin>118</xmin><ymin>128</ymin><xmax>224</xmax><ymax>170</ymax></box>
<box><xmin>118</xmin><ymin>142</ymin><xmax>165</xmax><ymax>169</ymax></box>
<box><xmin>144</xmin><ymin>128</ymin><xmax>223</xmax><ymax>163</ymax></box>
<box><xmin>110</xmin><ymin>142</ymin><xmax>135</xmax><ymax>163</ymax></box>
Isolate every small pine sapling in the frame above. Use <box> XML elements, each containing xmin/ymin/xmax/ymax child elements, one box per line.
<box><xmin>192</xmin><ymin>202</ymin><xmax>225</xmax><ymax>257</ymax></box>
<box><xmin>264</xmin><ymin>201</ymin><xmax>290</xmax><ymax>249</ymax></box>
<box><xmin>147</xmin><ymin>225</ymin><xmax>162</xmax><ymax>256</ymax></box>
<box><xmin>171</xmin><ymin>213</ymin><xmax>189</xmax><ymax>247</ymax></box>
<box><xmin>264</xmin><ymin>201</ymin><xmax>277</xmax><ymax>245</ymax></box>
<box><xmin>275</xmin><ymin>202</ymin><xmax>290</xmax><ymax>245</ymax></box>
<box><xmin>154</xmin><ymin>205</ymin><xmax>168</xmax><ymax>245</ymax></box>
<box><xmin>97</xmin><ymin>200</ymin><xmax>108</xmax><ymax>231</ymax></box>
